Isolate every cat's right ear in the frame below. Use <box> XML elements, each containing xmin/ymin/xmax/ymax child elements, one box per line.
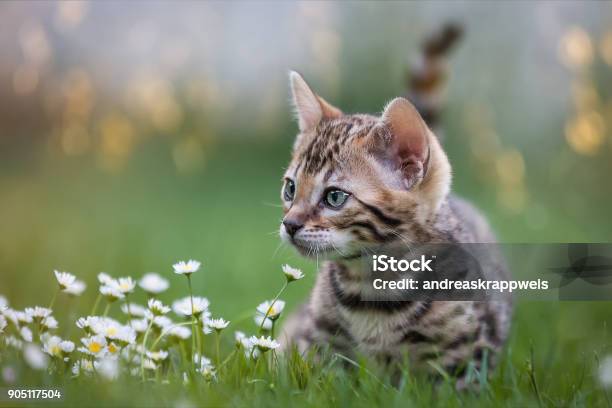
<box><xmin>289</xmin><ymin>71</ymin><xmax>342</xmax><ymax>132</ymax></box>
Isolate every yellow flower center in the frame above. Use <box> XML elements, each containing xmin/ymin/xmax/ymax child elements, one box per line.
<box><xmin>89</xmin><ymin>342</ymin><xmax>102</xmax><ymax>354</ymax></box>
<box><xmin>106</xmin><ymin>327</ymin><xmax>118</xmax><ymax>337</ymax></box>
<box><xmin>51</xmin><ymin>345</ymin><xmax>61</xmax><ymax>356</ymax></box>
<box><xmin>267</xmin><ymin>306</ymin><xmax>276</xmax><ymax>316</ymax></box>
<box><xmin>108</xmin><ymin>343</ymin><xmax>118</xmax><ymax>354</ymax></box>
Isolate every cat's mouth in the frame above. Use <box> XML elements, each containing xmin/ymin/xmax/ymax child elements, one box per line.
<box><xmin>290</xmin><ymin>238</ymin><xmax>360</xmax><ymax>260</ymax></box>
<box><xmin>290</xmin><ymin>238</ymin><xmax>336</xmax><ymax>258</ymax></box>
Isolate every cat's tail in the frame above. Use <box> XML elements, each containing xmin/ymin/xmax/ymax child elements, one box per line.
<box><xmin>406</xmin><ymin>22</ymin><xmax>463</xmax><ymax>134</ymax></box>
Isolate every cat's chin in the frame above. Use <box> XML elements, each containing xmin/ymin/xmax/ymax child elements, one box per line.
<box><xmin>290</xmin><ymin>240</ymin><xmax>362</xmax><ymax>261</ymax></box>
<box><xmin>290</xmin><ymin>241</ymin><xmax>332</xmax><ymax>258</ymax></box>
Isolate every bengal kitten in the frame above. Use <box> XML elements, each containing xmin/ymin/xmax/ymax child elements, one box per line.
<box><xmin>278</xmin><ymin>46</ymin><xmax>511</xmax><ymax>385</ymax></box>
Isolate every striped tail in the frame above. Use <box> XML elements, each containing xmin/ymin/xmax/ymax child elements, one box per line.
<box><xmin>406</xmin><ymin>22</ymin><xmax>464</xmax><ymax>134</ymax></box>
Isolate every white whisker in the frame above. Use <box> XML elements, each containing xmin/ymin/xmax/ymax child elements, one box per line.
<box><xmin>261</xmin><ymin>201</ymin><xmax>284</xmax><ymax>208</ymax></box>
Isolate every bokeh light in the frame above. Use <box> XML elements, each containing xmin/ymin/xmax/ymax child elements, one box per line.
<box><xmin>559</xmin><ymin>26</ymin><xmax>594</xmax><ymax>69</ymax></box>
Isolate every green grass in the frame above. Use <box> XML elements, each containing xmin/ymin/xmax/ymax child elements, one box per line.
<box><xmin>1</xmin><ymin>140</ymin><xmax>612</xmax><ymax>407</ymax></box>
<box><xmin>1</xmin><ymin>302</ymin><xmax>612</xmax><ymax>408</ymax></box>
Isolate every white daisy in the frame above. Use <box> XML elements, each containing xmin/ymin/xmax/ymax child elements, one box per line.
<box><xmin>0</xmin><ymin>295</ymin><xmax>8</xmax><ymax>310</ymax></box>
<box><xmin>200</xmin><ymin>365</ymin><xmax>216</xmax><ymax>381</ymax></box>
<box><xmin>235</xmin><ymin>331</ymin><xmax>252</xmax><ymax>349</ymax></box>
<box><xmin>97</xmin><ymin>357</ymin><xmax>119</xmax><ymax>380</ymax></box>
<box><xmin>146</xmin><ymin>349</ymin><xmax>169</xmax><ymax>361</ymax></box>
<box><xmin>167</xmin><ymin>325</ymin><xmax>191</xmax><ymax>340</ymax></box>
<box><xmin>121</xmin><ymin>302</ymin><xmax>146</xmax><ymax>317</ymax></box>
<box><xmin>100</xmin><ymin>285</ymin><xmax>124</xmax><ymax>301</ymax></box>
<box><xmin>42</xmin><ymin>336</ymin><xmax>74</xmax><ymax>359</ymax></box>
<box><xmin>76</xmin><ymin>316</ymin><xmax>102</xmax><ymax>333</ymax></box>
<box><xmin>117</xmin><ymin>277</ymin><xmax>136</xmax><ymax>294</ymax></box>
<box><xmin>151</xmin><ymin>315</ymin><xmax>173</xmax><ymax>330</ymax></box>
<box><xmin>282</xmin><ymin>264</ymin><xmax>305</xmax><ymax>282</ymax></box>
<box><xmin>64</xmin><ymin>280</ymin><xmax>86</xmax><ymax>296</ymax></box>
<box><xmin>207</xmin><ymin>318</ymin><xmax>230</xmax><ymax>332</ymax></box>
<box><xmin>23</xmin><ymin>344</ymin><xmax>49</xmax><ymax>370</ymax></box>
<box><xmin>142</xmin><ymin>358</ymin><xmax>157</xmax><ymax>370</ymax></box>
<box><xmin>172</xmin><ymin>296</ymin><xmax>209</xmax><ymax>317</ymax></box>
<box><xmin>114</xmin><ymin>326</ymin><xmax>137</xmax><ymax>346</ymax></box>
<box><xmin>41</xmin><ymin>315</ymin><xmax>58</xmax><ymax>331</ymax></box>
<box><xmin>25</xmin><ymin>306</ymin><xmax>52</xmax><ymax>321</ymax></box>
<box><xmin>20</xmin><ymin>326</ymin><xmax>33</xmax><ymax>342</ymax></box>
<box><xmin>148</xmin><ymin>299</ymin><xmax>170</xmax><ymax>316</ymax></box>
<box><xmin>129</xmin><ymin>319</ymin><xmax>149</xmax><ymax>333</ymax></box>
<box><xmin>139</xmin><ymin>273</ymin><xmax>169</xmax><ymax>294</ymax></box>
<box><xmin>98</xmin><ymin>272</ymin><xmax>115</xmax><ymax>285</ymax></box>
<box><xmin>72</xmin><ymin>359</ymin><xmax>96</xmax><ymax>376</ymax></box>
<box><xmin>15</xmin><ymin>310</ymin><xmax>33</xmax><ymax>324</ymax></box>
<box><xmin>194</xmin><ymin>353</ymin><xmax>214</xmax><ymax>372</ymax></box>
<box><xmin>250</xmin><ymin>335</ymin><xmax>280</xmax><ymax>352</ymax></box>
<box><xmin>254</xmin><ymin>315</ymin><xmax>273</xmax><ymax>330</ymax></box>
<box><xmin>90</xmin><ymin>317</ymin><xmax>122</xmax><ymax>339</ymax></box>
<box><xmin>79</xmin><ymin>335</ymin><xmax>107</xmax><ymax>357</ymax></box>
<box><xmin>5</xmin><ymin>335</ymin><xmax>24</xmax><ymax>350</ymax></box>
<box><xmin>256</xmin><ymin>300</ymin><xmax>286</xmax><ymax>321</ymax></box>
<box><xmin>2</xmin><ymin>309</ymin><xmax>19</xmax><ymax>327</ymax></box>
<box><xmin>54</xmin><ymin>270</ymin><xmax>76</xmax><ymax>290</ymax></box>
<box><xmin>106</xmin><ymin>341</ymin><xmax>120</xmax><ymax>355</ymax></box>
<box><xmin>173</xmin><ymin>260</ymin><xmax>201</xmax><ymax>275</ymax></box>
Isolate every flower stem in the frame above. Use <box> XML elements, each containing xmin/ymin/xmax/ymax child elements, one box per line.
<box><xmin>90</xmin><ymin>293</ymin><xmax>102</xmax><ymax>315</ymax></box>
<box><xmin>150</xmin><ymin>321</ymin><xmax>193</xmax><ymax>351</ymax></box>
<box><xmin>187</xmin><ymin>275</ymin><xmax>197</xmax><ymax>372</ymax></box>
<box><xmin>140</xmin><ymin>319</ymin><xmax>155</xmax><ymax>381</ymax></box>
<box><xmin>257</xmin><ymin>281</ymin><xmax>287</xmax><ymax>334</ymax></box>
<box><xmin>48</xmin><ymin>287</ymin><xmax>60</xmax><ymax>309</ymax></box>
<box><xmin>103</xmin><ymin>302</ymin><xmax>111</xmax><ymax>317</ymax></box>
<box><xmin>125</xmin><ymin>294</ymin><xmax>133</xmax><ymax>328</ymax></box>
<box><xmin>219</xmin><ymin>349</ymin><xmax>236</xmax><ymax>370</ymax></box>
<box><xmin>179</xmin><ymin>341</ymin><xmax>188</xmax><ymax>371</ymax></box>
<box><xmin>215</xmin><ymin>332</ymin><xmax>221</xmax><ymax>369</ymax></box>
<box><xmin>197</xmin><ymin>317</ymin><xmax>203</xmax><ymax>358</ymax></box>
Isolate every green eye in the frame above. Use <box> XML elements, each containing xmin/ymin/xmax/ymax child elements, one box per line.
<box><xmin>283</xmin><ymin>179</ymin><xmax>296</xmax><ymax>201</ymax></box>
<box><xmin>324</xmin><ymin>189</ymin><xmax>350</xmax><ymax>209</ymax></box>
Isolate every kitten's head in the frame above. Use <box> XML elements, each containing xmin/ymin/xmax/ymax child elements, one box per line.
<box><xmin>280</xmin><ymin>72</ymin><xmax>451</xmax><ymax>259</ymax></box>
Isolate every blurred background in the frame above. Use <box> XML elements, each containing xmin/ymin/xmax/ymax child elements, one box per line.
<box><xmin>1</xmin><ymin>1</ymin><xmax>612</xmax><ymax>342</ymax></box>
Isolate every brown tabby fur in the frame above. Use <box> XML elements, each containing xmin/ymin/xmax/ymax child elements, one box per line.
<box><xmin>278</xmin><ymin>51</ymin><xmax>511</xmax><ymax>386</ymax></box>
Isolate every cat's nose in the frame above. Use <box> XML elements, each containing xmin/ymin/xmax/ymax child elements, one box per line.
<box><xmin>282</xmin><ymin>219</ymin><xmax>304</xmax><ymax>237</ymax></box>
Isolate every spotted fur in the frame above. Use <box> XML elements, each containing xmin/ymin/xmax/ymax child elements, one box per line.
<box><xmin>278</xmin><ymin>67</ymin><xmax>511</xmax><ymax>387</ymax></box>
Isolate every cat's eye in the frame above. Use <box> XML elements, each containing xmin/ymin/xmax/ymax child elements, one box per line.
<box><xmin>324</xmin><ymin>189</ymin><xmax>350</xmax><ymax>209</ymax></box>
<box><xmin>283</xmin><ymin>179</ymin><xmax>296</xmax><ymax>201</ymax></box>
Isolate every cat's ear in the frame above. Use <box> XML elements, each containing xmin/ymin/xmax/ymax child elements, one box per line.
<box><xmin>371</xmin><ymin>97</ymin><xmax>430</xmax><ymax>190</ymax></box>
<box><xmin>289</xmin><ymin>71</ymin><xmax>342</xmax><ymax>132</ymax></box>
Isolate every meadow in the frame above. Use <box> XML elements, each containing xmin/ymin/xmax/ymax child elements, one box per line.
<box><xmin>1</xmin><ymin>3</ymin><xmax>612</xmax><ymax>405</ymax></box>
<box><xmin>1</xmin><ymin>138</ymin><xmax>612</xmax><ymax>407</ymax></box>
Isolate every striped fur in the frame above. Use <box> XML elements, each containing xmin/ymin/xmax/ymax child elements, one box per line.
<box><xmin>278</xmin><ymin>69</ymin><xmax>511</xmax><ymax>387</ymax></box>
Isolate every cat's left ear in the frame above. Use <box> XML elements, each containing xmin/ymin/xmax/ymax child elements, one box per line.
<box><xmin>370</xmin><ymin>97</ymin><xmax>430</xmax><ymax>190</ymax></box>
<box><xmin>289</xmin><ymin>71</ymin><xmax>342</xmax><ymax>132</ymax></box>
